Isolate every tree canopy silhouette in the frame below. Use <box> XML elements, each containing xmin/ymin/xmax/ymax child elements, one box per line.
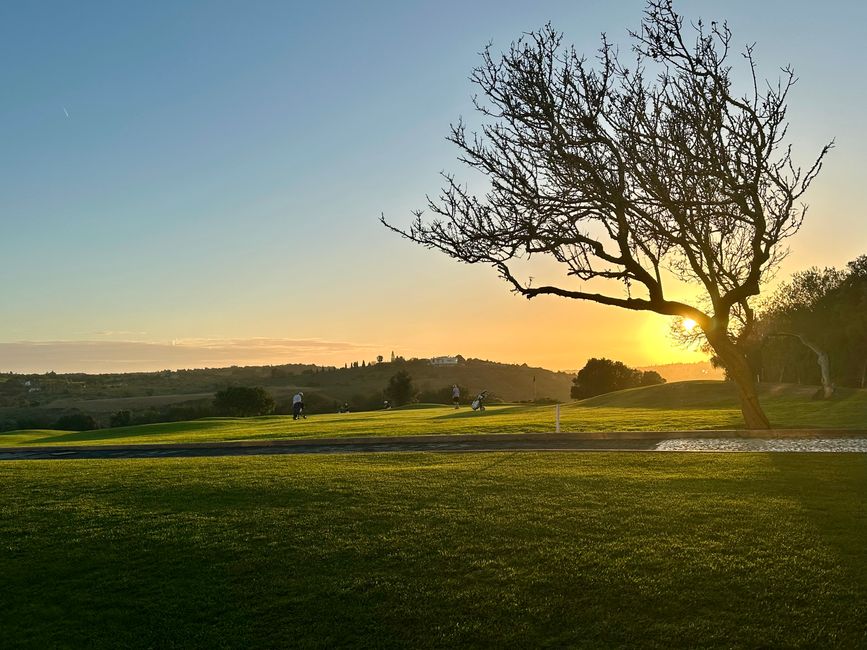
<box><xmin>384</xmin><ymin>370</ymin><xmax>416</xmax><ymax>406</ymax></box>
<box><xmin>756</xmin><ymin>256</ymin><xmax>867</xmax><ymax>392</ymax></box>
<box><xmin>571</xmin><ymin>358</ymin><xmax>665</xmax><ymax>399</ymax></box>
<box><xmin>383</xmin><ymin>0</ymin><xmax>831</xmax><ymax>428</ymax></box>
<box><xmin>213</xmin><ymin>386</ymin><xmax>275</xmax><ymax>417</ymax></box>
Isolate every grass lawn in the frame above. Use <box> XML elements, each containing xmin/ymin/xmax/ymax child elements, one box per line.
<box><xmin>1</xmin><ymin>452</ymin><xmax>865</xmax><ymax>647</ymax></box>
<box><xmin>2</xmin><ymin>382</ymin><xmax>866</xmax><ymax>448</ymax></box>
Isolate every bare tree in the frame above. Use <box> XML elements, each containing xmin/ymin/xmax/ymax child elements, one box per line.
<box><xmin>382</xmin><ymin>0</ymin><xmax>831</xmax><ymax>428</ymax></box>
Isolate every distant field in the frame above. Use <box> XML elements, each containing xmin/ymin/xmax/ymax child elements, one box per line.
<box><xmin>3</xmin><ymin>381</ymin><xmax>866</xmax><ymax>448</ymax></box>
<box><xmin>1</xmin><ymin>453</ymin><xmax>865</xmax><ymax>647</ymax></box>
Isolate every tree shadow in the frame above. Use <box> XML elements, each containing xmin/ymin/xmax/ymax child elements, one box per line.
<box><xmin>765</xmin><ymin>452</ymin><xmax>867</xmax><ymax>598</ymax></box>
<box><xmin>32</xmin><ymin>419</ymin><xmax>230</xmax><ymax>445</ymax></box>
<box><xmin>430</xmin><ymin>405</ymin><xmax>530</xmax><ymax>421</ymax></box>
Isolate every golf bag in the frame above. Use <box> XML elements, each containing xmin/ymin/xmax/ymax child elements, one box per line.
<box><xmin>471</xmin><ymin>391</ymin><xmax>488</xmax><ymax>411</ymax></box>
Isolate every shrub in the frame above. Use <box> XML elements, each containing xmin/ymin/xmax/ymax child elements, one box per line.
<box><xmin>109</xmin><ymin>410</ymin><xmax>132</xmax><ymax>428</ymax></box>
<box><xmin>213</xmin><ymin>386</ymin><xmax>275</xmax><ymax>417</ymax></box>
<box><xmin>53</xmin><ymin>412</ymin><xmax>98</xmax><ymax>431</ymax></box>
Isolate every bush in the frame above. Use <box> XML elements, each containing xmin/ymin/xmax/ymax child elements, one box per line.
<box><xmin>109</xmin><ymin>410</ymin><xmax>132</xmax><ymax>428</ymax></box>
<box><xmin>53</xmin><ymin>412</ymin><xmax>98</xmax><ymax>431</ymax></box>
<box><xmin>213</xmin><ymin>386</ymin><xmax>275</xmax><ymax>417</ymax></box>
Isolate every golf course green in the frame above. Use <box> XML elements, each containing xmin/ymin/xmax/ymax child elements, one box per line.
<box><xmin>2</xmin><ymin>382</ymin><xmax>865</xmax><ymax>647</ymax></box>
<box><xmin>2</xmin><ymin>452</ymin><xmax>866</xmax><ymax>647</ymax></box>
<box><xmin>2</xmin><ymin>381</ymin><xmax>866</xmax><ymax>448</ymax></box>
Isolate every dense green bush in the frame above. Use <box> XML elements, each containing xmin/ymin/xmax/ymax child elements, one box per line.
<box><xmin>53</xmin><ymin>412</ymin><xmax>98</xmax><ymax>431</ymax></box>
<box><xmin>213</xmin><ymin>386</ymin><xmax>275</xmax><ymax>417</ymax></box>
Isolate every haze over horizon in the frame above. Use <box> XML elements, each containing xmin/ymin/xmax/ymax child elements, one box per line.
<box><xmin>3</xmin><ymin>1</ymin><xmax>864</xmax><ymax>375</ymax></box>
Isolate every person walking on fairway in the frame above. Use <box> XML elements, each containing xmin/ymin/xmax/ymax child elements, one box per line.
<box><xmin>452</xmin><ymin>384</ymin><xmax>460</xmax><ymax>409</ymax></box>
<box><xmin>292</xmin><ymin>391</ymin><xmax>305</xmax><ymax>420</ymax></box>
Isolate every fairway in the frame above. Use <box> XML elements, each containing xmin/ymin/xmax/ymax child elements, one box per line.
<box><xmin>3</xmin><ymin>382</ymin><xmax>866</xmax><ymax>448</ymax></box>
<box><xmin>2</xmin><ymin>452</ymin><xmax>865</xmax><ymax>648</ymax></box>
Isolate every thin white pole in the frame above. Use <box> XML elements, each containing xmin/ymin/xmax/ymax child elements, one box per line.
<box><xmin>555</xmin><ymin>403</ymin><xmax>561</xmax><ymax>433</ymax></box>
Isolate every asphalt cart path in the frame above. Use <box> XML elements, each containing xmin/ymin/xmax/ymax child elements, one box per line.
<box><xmin>2</xmin><ymin>430</ymin><xmax>866</xmax><ymax>461</ymax></box>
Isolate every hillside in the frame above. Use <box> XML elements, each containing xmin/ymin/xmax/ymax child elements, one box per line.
<box><xmin>0</xmin><ymin>357</ymin><xmax>573</xmax><ymax>430</ymax></box>
<box><xmin>6</xmin><ymin>358</ymin><xmax>853</xmax><ymax>433</ymax></box>
<box><xmin>295</xmin><ymin>358</ymin><xmax>572</xmax><ymax>403</ymax></box>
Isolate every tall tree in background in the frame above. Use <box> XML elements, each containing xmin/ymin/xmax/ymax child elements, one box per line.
<box><xmin>758</xmin><ymin>255</ymin><xmax>867</xmax><ymax>391</ymax></box>
<box><xmin>384</xmin><ymin>370</ymin><xmax>416</xmax><ymax>406</ymax></box>
<box><xmin>383</xmin><ymin>0</ymin><xmax>831</xmax><ymax>428</ymax></box>
<box><xmin>759</xmin><ymin>267</ymin><xmax>845</xmax><ymax>398</ymax></box>
<box><xmin>571</xmin><ymin>358</ymin><xmax>665</xmax><ymax>399</ymax></box>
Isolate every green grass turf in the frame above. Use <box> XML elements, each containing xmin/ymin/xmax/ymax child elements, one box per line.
<box><xmin>2</xmin><ymin>381</ymin><xmax>866</xmax><ymax>448</ymax></box>
<box><xmin>1</xmin><ymin>453</ymin><xmax>865</xmax><ymax>647</ymax></box>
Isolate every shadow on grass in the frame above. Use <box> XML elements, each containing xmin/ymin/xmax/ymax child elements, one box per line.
<box><xmin>430</xmin><ymin>405</ymin><xmax>532</xmax><ymax>421</ymax></box>
<box><xmin>32</xmin><ymin>420</ymin><xmax>230</xmax><ymax>445</ymax></box>
<box><xmin>768</xmin><ymin>453</ymin><xmax>867</xmax><ymax>563</ymax></box>
<box><xmin>763</xmin><ymin>453</ymin><xmax>867</xmax><ymax>644</ymax></box>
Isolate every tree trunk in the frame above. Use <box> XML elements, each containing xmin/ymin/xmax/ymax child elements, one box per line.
<box><xmin>798</xmin><ymin>335</ymin><xmax>834</xmax><ymax>398</ymax></box>
<box><xmin>706</xmin><ymin>333</ymin><xmax>771</xmax><ymax>429</ymax></box>
<box><xmin>773</xmin><ymin>332</ymin><xmax>834</xmax><ymax>398</ymax></box>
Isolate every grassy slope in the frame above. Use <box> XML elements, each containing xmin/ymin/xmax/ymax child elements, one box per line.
<box><xmin>0</xmin><ymin>359</ymin><xmax>574</xmax><ymax>418</ymax></box>
<box><xmin>2</xmin><ymin>381</ymin><xmax>865</xmax><ymax>447</ymax></box>
<box><xmin>1</xmin><ymin>453</ymin><xmax>865</xmax><ymax>648</ymax></box>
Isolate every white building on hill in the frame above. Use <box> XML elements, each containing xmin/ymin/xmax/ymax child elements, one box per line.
<box><xmin>430</xmin><ymin>356</ymin><xmax>459</xmax><ymax>366</ymax></box>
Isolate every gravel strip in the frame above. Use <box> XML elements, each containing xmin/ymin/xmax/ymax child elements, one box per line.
<box><xmin>655</xmin><ymin>438</ymin><xmax>867</xmax><ymax>452</ymax></box>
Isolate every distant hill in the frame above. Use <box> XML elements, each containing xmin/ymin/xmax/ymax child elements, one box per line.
<box><xmin>637</xmin><ymin>361</ymin><xmax>724</xmax><ymax>383</ymax></box>
<box><xmin>0</xmin><ymin>357</ymin><xmax>574</xmax><ymax>429</ymax></box>
<box><xmin>289</xmin><ymin>357</ymin><xmax>573</xmax><ymax>403</ymax></box>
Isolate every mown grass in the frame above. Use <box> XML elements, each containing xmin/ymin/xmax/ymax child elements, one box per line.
<box><xmin>1</xmin><ymin>453</ymin><xmax>865</xmax><ymax>647</ymax></box>
<box><xmin>2</xmin><ymin>381</ymin><xmax>865</xmax><ymax>448</ymax></box>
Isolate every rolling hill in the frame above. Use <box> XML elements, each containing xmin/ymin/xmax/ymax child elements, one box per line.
<box><xmin>0</xmin><ymin>357</ymin><xmax>574</xmax><ymax>429</ymax></box>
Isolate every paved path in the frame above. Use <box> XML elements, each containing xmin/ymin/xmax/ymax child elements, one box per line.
<box><xmin>2</xmin><ymin>430</ymin><xmax>866</xmax><ymax>461</ymax></box>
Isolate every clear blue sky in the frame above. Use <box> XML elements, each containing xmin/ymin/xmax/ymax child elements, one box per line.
<box><xmin>1</xmin><ymin>1</ymin><xmax>864</xmax><ymax>372</ymax></box>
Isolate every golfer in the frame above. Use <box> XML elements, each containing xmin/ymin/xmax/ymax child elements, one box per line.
<box><xmin>292</xmin><ymin>391</ymin><xmax>305</xmax><ymax>420</ymax></box>
<box><xmin>452</xmin><ymin>384</ymin><xmax>460</xmax><ymax>409</ymax></box>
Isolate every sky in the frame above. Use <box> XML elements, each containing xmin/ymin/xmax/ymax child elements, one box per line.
<box><xmin>1</xmin><ymin>0</ymin><xmax>864</xmax><ymax>374</ymax></box>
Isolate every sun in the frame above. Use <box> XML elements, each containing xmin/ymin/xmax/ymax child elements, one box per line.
<box><xmin>682</xmin><ymin>318</ymin><xmax>698</xmax><ymax>332</ymax></box>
